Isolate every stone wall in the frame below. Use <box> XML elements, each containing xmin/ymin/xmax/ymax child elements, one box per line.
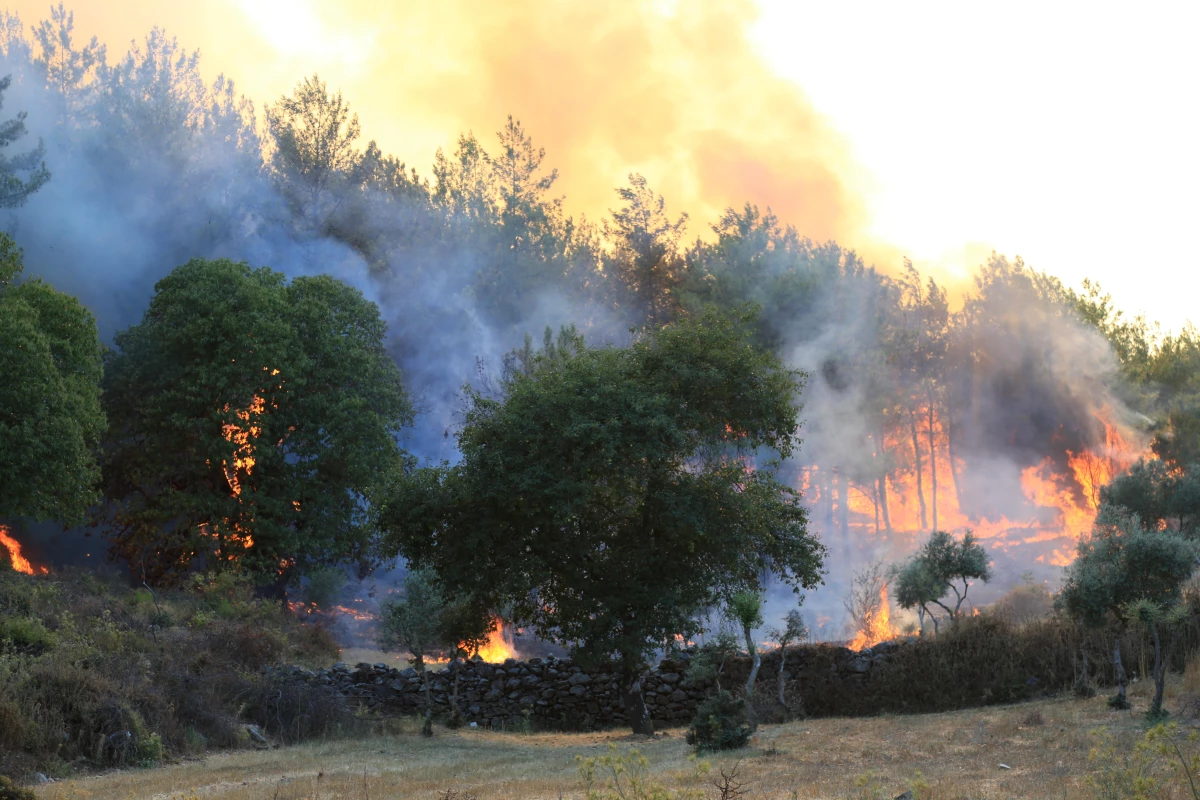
<box><xmin>268</xmin><ymin>641</ymin><xmax>904</xmax><ymax>730</ymax></box>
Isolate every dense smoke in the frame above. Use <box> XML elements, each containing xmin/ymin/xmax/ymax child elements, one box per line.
<box><xmin>0</xmin><ymin>9</ymin><xmax>1145</xmax><ymax>642</ymax></box>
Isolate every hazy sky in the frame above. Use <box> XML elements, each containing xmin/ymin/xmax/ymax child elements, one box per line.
<box><xmin>6</xmin><ymin>0</ymin><xmax>1195</xmax><ymax>330</ymax></box>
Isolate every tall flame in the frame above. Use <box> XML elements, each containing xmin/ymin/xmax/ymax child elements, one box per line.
<box><xmin>823</xmin><ymin>406</ymin><xmax>1145</xmax><ymax>563</ymax></box>
<box><xmin>0</xmin><ymin>525</ymin><xmax>48</xmax><ymax>575</ymax></box>
<box><xmin>848</xmin><ymin>583</ymin><xmax>895</xmax><ymax>651</ymax></box>
<box><xmin>471</xmin><ymin>619</ymin><xmax>518</xmax><ymax>663</ymax></box>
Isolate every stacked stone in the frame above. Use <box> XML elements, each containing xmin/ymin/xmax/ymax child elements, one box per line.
<box><xmin>265</xmin><ymin>654</ymin><xmax>715</xmax><ymax>730</ymax></box>
<box><xmin>264</xmin><ymin>642</ymin><xmax>903</xmax><ymax>729</ymax></box>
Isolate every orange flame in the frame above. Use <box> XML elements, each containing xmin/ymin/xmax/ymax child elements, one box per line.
<box><xmin>815</xmin><ymin>405</ymin><xmax>1146</xmax><ymax>562</ymax></box>
<box><xmin>0</xmin><ymin>526</ymin><xmax>48</xmax><ymax>575</ymax></box>
<box><xmin>471</xmin><ymin>619</ymin><xmax>518</xmax><ymax>663</ymax></box>
<box><xmin>848</xmin><ymin>583</ymin><xmax>894</xmax><ymax>650</ymax></box>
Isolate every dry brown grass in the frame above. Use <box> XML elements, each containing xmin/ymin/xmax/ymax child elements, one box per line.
<box><xmin>33</xmin><ymin>679</ymin><xmax>1184</xmax><ymax>800</ymax></box>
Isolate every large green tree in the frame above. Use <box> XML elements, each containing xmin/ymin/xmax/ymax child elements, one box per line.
<box><xmin>100</xmin><ymin>258</ymin><xmax>412</xmax><ymax>588</ymax></box>
<box><xmin>378</xmin><ymin>312</ymin><xmax>825</xmax><ymax>734</ymax></box>
<box><xmin>0</xmin><ymin>234</ymin><xmax>104</xmax><ymax>524</ymax></box>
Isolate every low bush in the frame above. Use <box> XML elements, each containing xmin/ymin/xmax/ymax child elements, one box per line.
<box><xmin>0</xmin><ymin>567</ymin><xmax>340</xmax><ymax>781</ymax></box>
<box><xmin>0</xmin><ymin>617</ymin><xmax>54</xmax><ymax>654</ymax></box>
<box><xmin>686</xmin><ymin>689</ymin><xmax>752</xmax><ymax>752</ymax></box>
<box><xmin>0</xmin><ymin>776</ymin><xmax>35</xmax><ymax>800</ymax></box>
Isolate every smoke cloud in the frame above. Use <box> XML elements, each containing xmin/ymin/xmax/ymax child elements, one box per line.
<box><xmin>0</xmin><ymin>4</ymin><xmax>1148</xmax><ymax>647</ymax></box>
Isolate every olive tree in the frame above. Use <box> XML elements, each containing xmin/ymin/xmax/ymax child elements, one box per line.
<box><xmin>894</xmin><ymin>530</ymin><xmax>991</xmax><ymax>632</ymax></box>
<box><xmin>767</xmin><ymin>606</ymin><xmax>808</xmax><ymax>714</ymax></box>
<box><xmin>727</xmin><ymin>591</ymin><xmax>764</xmax><ymax>730</ymax></box>
<box><xmin>1060</xmin><ymin>505</ymin><xmax>1197</xmax><ymax>718</ymax></box>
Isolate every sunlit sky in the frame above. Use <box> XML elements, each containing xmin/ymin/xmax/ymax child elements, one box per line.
<box><xmin>7</xmin><ymin>0</ymin><xmax>1196</xmax><ymax>331</ymax></box>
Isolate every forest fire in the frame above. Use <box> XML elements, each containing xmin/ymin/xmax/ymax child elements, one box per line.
<box><xmin>472</xmin><ymin>620</ymin><xmax>518</xmax><ymax>663</ymax></box>
<box><xmin>847</xmin><ymin>583</ymin><xmax>895</xmax><ymax>650</ymax></box>
<box><xmin>0</xmin><ymin>525</ymin><xmax>48</xmax><ymax>575</ymax></box>
<box><xmin>809</xmin><ymin>406</ymin><xmax>1146</xmax><ymax>567</ymax></box>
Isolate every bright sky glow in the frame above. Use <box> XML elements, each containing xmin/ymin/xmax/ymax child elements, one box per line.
<box><xmin>753</xmin><ymin>1</ymin><xmax>1200</xmax><ymax>331</ymax></box>
<box><xmin>5</xmin><ymin>0</ymin><xmax>1196</xmax><ymax>332</ymax></box>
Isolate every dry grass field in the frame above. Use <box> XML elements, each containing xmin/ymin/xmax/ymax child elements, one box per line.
<box><xmin>31</xmin><ymin>677</ymin><xmax>1197</xmax><ymax>800</ymax></box>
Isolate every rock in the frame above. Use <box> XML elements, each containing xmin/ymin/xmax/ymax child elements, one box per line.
<box><xmin>35</xmin><ymin>773</ymin><xmax>52</xmax><ymax>784</ymax></box>
<box><xmin>243</xmin><ymin>724</ymin><xmax>269</xmax><ymax>746</ymax></box>
<box><xmin>569</xmin><ymin>685</ymin><xmax>588</xmax><ymax>696</ymax></box>
<box><xmin>568</xmin><ymin>672</ymin><xmax>592</xmax><ymax>686</ymax></box>
<box><xmin>670</xmin><ymin>689</ymin><xmax>688</xmax><ymax>702</ymax></box>
<box><xmin>894</xmin><ymin>793</ymin><xmax>913</xmax><ymax>800</ymax></box>
<box><xmin>659</xmin><ymin>672</ymin><xmax>680</xmax><ymax>684</ymax></box>
<box><xmin>401</xmin><ymin>667</ymin><xmax>417</xmax><ymax>679</ymax></box>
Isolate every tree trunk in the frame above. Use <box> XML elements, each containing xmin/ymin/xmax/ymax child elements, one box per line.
<box><xmin>873</xmin><ymin>479</ymin><xmax>881</xmax><ymax>536</ymax></box>
<box><xmin>946</xmin><ymin>405</ymin><xmax>964</xmax><ymax>509</ymax></box>
<box><xmin>421</xmin><ymin>664</ymin><xmax>434</xmax><ymax>737</ymax></box>
<box><xmin>622</xmin><ymin>668</ymin><xmax>655</xmax><ymax>735</ymax></box>
<box><xmin>910</xmin><ymin>411</ymin><xmax>928</xmax><ymax>531</ymax></box>
<box><xmin>1112</xmin><ymin>637</ymin><xmax>1129</xmax><ymax>709</ymax></box>
<box><xmin>1150</xmin><ymin>621</ymin><xmax>1166</xmax><ymax>718</ymax></box>
<box><xmin>878</xmin><ymin>460</ymin><xmax>893</xmax><ymax>534</ymax></box>
<box><xmin>927</xmin><ymin>395</ymin><xmax>938</xmax><ymax>533</ymax></box>
<box><xmin>1075</xmin><ymin>643</ymin><xmax>1090</xmax><ymax>695</ymax></box>
<box><xmin>776</xmin><ymin>649</ymin><xmax>787</xmax><ymax>707</ymax></box>
<box><xmin>742</xmin><ymin>624</ymin><xmax>761</xmax><ymax>731</ymax></box>
<box><xmin>917</xmin><ymin>604</ymin><xmax>926</xmax><ymax>636</ymax></box>
<box><xmin>835</xmin><ymin>468</ymin><xmax>850</xmax><ymax>559</ymax></box>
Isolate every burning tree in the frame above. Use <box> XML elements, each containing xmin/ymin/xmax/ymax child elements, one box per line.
<box><xmin>844</xmin><ymin>562</ymin><xmax>893</xmax><ymax>648</ymax></box>
<box><xmin>378</xmin><ymin>311</ymin><xmax>826</xmax><ymax>735</ymax></box>
<box><xmin>0</xmin><ymin>232</ymin><xmax>104</xmax><ymax>528</ymax></box>
<box><xmin>99</xmin><ymin>258</ymin><xmax>412</xmax><ymax>589</ymax></box>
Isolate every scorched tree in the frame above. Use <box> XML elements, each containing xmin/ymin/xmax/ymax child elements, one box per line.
<box><xmin>100</xmin><ymin>258</ymin><xmax>412</xmax><ymax>590</ymax></box>
<box><xmin>378</xmin><ymin>311</ymin><xmax>825</xmax><ymax>734</ymax></box>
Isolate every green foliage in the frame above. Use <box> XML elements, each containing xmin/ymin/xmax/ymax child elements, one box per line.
<box><xmin>1060</xmin><ymin>505</ymin><xmax>1197</xmax><ymax>628</ymax></box>
<box><xmin>100</xmin><ymin>258</ymin><xmax>413</xmax><ymax>586</ymax></box>
<box><xmin>1088</xmin><ymin>723</ymin><xmax>1200</xmax><ymax>800</ymax></box>
<box><xmin>768</xmin><ymin>608</ymin><xmax>808</xmax><ymax>649</ymax></box>
<box><xmin>726</xmin><ymin>591</ymin><xmax>764</xmax><ymax>632</ymax></box>
<box><xmin>0</xmin><ymin>616</ymin><xmax>55</xmax><ymax>654</ymax></box>
<box><xmin>686</xmin><ymin>629</ymin><xmax>741</xmax><ymax>689</ymax></box>
<box><xmin>0</xmin><ymin>233</ymin><xmax>105</xmax><ymax>525</ymax></box>
<box><xmin>0</xmin><ymin>73</ymin><xmax>49</xmax><ymax>207</ymax></box>
<box><xmin>685</xmin><ymin>689</ymin><xmax>752</xmax><ymax>752</ymax></box>
<box><xmin>380</xmin><ymin>311</ymin><xmax>824</xmax><ymax>682</ymax></box>
<box><xmin>302</xmin><ymin>567</ymin><xmax>346</xmax><ymax>608</ymax></box>
<box><xmin>378</xmin><ymin>568</ymin><xmax>449</xmax><ymax>671</ymax></box>
<box><xmin>0</xmin><ymin>567</ymin><xmax>340</xmax><ymax>777</ymax></box>
<box><xmin>1103</xmin><ymin>459</ymin><xmax>1200</xmax><ymax>537</ymax></box>
<box><xmin>893</xmin><ymin>530</ymin><xmax>991</xmax><ymax>626</ymax></box>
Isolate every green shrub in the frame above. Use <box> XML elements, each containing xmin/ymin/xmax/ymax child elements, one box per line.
<box><xmin>303</xmin><ymin>567</ymin><xmax>346</xmax><ymax>608</ymax></box>
<box><xmin>0</xmin><ymin>616</ymin><xmax>55</xmax><ymax>654</ymax></box>
<box><xmin>685</xmin><ymin>689</ymin><xmax>752</xmax><ymax>752</ymax></box>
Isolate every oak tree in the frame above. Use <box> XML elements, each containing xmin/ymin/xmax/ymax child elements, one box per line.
<box><xmin>379</xmin><ymin>311</ymin><xmax>825</xmax><ymax>734</ymax></box>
